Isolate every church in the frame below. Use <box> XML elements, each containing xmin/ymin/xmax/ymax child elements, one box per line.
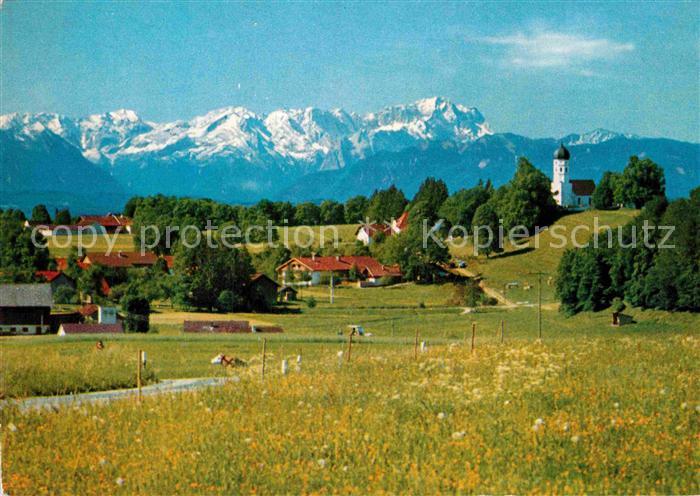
<box><xmin>550</xmin><ymin>144</ymin><xmax>596</xmax><ymax>208</ymax></box>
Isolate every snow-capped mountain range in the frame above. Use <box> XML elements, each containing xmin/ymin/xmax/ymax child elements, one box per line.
<box><xmin>1</xmin><ymin>97</ymin><xmax>697</xmax><ymax>212</ymax></box>
<box><xmin>1</xmin><ymin>97</ymin><xmax>492</xmax><ymax>166</ymax></box>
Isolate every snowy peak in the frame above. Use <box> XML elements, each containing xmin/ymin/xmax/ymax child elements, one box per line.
<box><xmin>563</xmin><ymin>128</ymin><xmax>637</xmax><ymax>146</ymax></box>
<box><xmin>364</xmin><ymin>96</ymin><xmax>492</xmax><ymax>144</ymax></box>
<box><xmin>1</xmin><ymin>97</ymin><xmax>494</xmax><ymax>165</ymax></box>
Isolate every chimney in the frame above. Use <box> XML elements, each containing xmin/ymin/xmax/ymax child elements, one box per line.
<box><xmin>311</xmin><ymin>252</ymin><xmax>316</xmax><ymax>261</ymax></box>
<box><xmin>336</xmin><ymin>255</ymin><xmax>340</xmax><ymax>261</ymax></box>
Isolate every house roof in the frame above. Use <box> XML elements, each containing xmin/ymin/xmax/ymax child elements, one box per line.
<box><xmin>59</xmin><ymin>323</ymin><xmax>123</xmax><ymax>334</ymax></box>
<box><xmin>0</xmin><ymin>284</ymin><xmax>53</xmax><ymax>307</ymax></box>
<box><xmin>162</xmin><ymin>255</ymin><xmax>175</xmax><ymax>269</ymax></box>
<box><xmin>570</xmin><ymin>179</ymin><xmax>596</xmax><ymax>196</ymax></box>
<box><xmin>394</xmin><ymin>211</ymin><xmax>409</xmax><ymax>232</ymax></box>
<box><xmin>35</xmin><ymin>270</ymin><xmax>64</xmax><ymax>282</ymax></box>
<box><xmin>78</xmin><ymin>304</ymin><xmax>99</xmax><ymax>317</ymax></box>
<box><xmin>54</xmin><ymin>257</ymin><xmax>90</xmax><ymax>271</ymax></box>
<box><xmin>276</xmin><ymin>255</ymin><xmax>403</xmax><ymax>278</ymax></box>
<box><xmin>278</xmin><ymin>286</ymin><xmax>298</xmax><ymax>294</ymax></box>
<box><xmin>77</xmin><ymin>214</ymin><xmax>132</xmax><ymax>228</ymax></box>
<box><xmin>84</xmin><ymin>251</ymin><xmax>159</xmax><ymax>268</ymax></box>
<box><xmin>250</xmin><ymin>273</ymin><xmax>280</xmax><ymax>287</ymax></box>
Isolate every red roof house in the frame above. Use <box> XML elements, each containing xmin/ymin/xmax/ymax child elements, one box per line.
<box><xmin>276</xmin><ymin>255</ymin><xmax>402</xmax><ymax>286</ymax></box>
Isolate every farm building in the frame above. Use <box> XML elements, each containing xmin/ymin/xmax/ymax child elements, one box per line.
<box><xmin>58</xmin><ymin>323</ymin><xmax>124</xmax><ymax>335</ymax></box>
<box><xmin>278</xmin><ymin>286</ymin><xmax>298</xmax><ymax>302</ymax></box>
<box><xmin>0</xmin><ymin>284</ymin><xmax>53</xmax><ymax>335</ymax></box>
<box><xmin>35</xmin><ymin>270</ymin><xmax>75</xmax><ymax>292</ymax></box>
<box><xmin>276</xmin><ymin>255</ymin><xmax>402</xmax><ymax>286</ymax></box>
<box><xmin>249</xmin><ymin>273</ymin><xmax>280</xmax><ymax>308</ymax></box>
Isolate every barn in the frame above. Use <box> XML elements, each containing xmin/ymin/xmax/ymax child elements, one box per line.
<box><xmin>0</xmin><ymin>284</ymin><xmax>53</xmax><ymax>335</ymax></box>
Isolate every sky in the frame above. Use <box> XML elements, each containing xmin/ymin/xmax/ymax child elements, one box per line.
<box><xmin>1</xmin><ymin>1</ymin><xmax>698</xmax><ymax>142</ymax></box>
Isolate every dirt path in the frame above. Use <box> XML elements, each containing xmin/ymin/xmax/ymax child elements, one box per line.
<box><xmin>4</xmin><ymin>377</ymin><xmax>232</xmax><ymax>413</ymax></box>
<box><xmin>449</xmin><ymin>267</ymin><xmax>516</xmax><ymax>307</ymax></box>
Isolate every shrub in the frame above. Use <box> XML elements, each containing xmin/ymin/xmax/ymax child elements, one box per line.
<box><xmin>306</xmin><ymin>296</ymin><xmax>317</xmax><ymax>309</ymax></box>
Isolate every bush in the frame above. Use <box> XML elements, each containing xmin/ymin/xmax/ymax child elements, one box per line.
<box><xmin>53</xmin><ymin>285</ymin><xmax>77</xmax><ymax>304</ymax></box>
<box><xmin>306</xmin><ymin>296</ymin><xmax>317</xmax><ymax>309</ymax></box>
<box><xmin>121</xmin><ymin>295</ymin><xmax>150</xmax><ymax>333</ymax></box>
<box><xmin>417</xmin><ymin>301</ymin><xmax>426</xmax><ymax>309</ymax></box>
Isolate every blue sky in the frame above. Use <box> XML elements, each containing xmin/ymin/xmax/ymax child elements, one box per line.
<box><xmin>1</xmin><ymin>1</ymin><xmax>698</xmax><ymax>141</ymax></box>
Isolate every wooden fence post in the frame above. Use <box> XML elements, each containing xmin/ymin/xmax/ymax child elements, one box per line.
<box><xmin>471</xmin><ymin>323</ymin><xmax>476</xmax><ymax>354</ymax></box>
<box><xmin>347</xmin><ymin>331</ymin><xmax>354</xmax><ymax>362</ymax></box>
<box><xmin>500</xmin><ymin>320</ymin><xmax>504</xmax><ymax>344</ymax></box>
<box><xmin>261</xmin><ymin>338</ymin><xmax>267</xmax><ymax>381</ymax></box>
<box><xmin>137</xmin><ymin>349</ymin><xmax>142</xmax><ymax>402</ymax></box>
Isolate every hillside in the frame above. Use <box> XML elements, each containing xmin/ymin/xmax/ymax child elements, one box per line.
<box><xmin>449</xmin><ymin>209</ymin><xmax>640</xmax><ymax>305</ymax></box>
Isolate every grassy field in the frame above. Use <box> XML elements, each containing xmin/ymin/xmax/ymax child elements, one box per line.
<box><xmin>46</xmin><ymin>224</ymin><xmax>360</xmax><ymax>257</ymax></box>
<box><xmin>449</xmin><ymin>209</ymin><xmax>639</xmax><ymax>304</ymax></box>
<box><xmin>2</xmin><ymin>330</ymin><xmax>698</xmax><ymax>494</ymax></box>
<box><xmin>8</xmin><ymin>211</ymin><xmax>699</xmax><ymax>493</ymax></box>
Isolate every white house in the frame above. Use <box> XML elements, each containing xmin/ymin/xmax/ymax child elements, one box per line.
<box><xmin>550</xmin><ymin>144</ymin><xmax>595</xmax><ymax>208</ymax></box>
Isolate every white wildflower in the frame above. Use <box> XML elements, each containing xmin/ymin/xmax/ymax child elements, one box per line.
<box><xmin>613</xmin><ymin>402</ymin><xmax>620</xmax><ymax>409</ymax></box>
<box><xmin>437</xmin><ymin>412</ymin><xmax>446</xmax><ymax>420</ymax></box>
<box><xmin>115</xmin><ymin>477</ymin><xmax>125</xmax><ymax>486</ymax></box>
<box><xmin>317</xmin><ymin>458</ymin><xmax>326</xmax><ymax>468</ymax></box>
<box><xmin>451</xmin><ymin>431</ymin><xmax>466</xmax><ymax>440</ymax></box>
<box><xmin>680</xmin><ymin>402</ymin><xmax>688</xmax><ymax>410</ymax></box>
<box><xmin>532</xmin><ymin>418</ymin><xmax>545</xmax><ymax>432</ymax></box>
<box><xmin>7</xmin><ymin>423</ymin><xmax>17</xmax><ymax>432</ymax></box>
<box><xmin>571</xmin><ymin>435</ymin><xmax>580</xmax><ymax>444</ymax></box>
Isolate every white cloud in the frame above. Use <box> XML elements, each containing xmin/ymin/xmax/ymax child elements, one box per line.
<box><xmin>481</xmin><ymin>30</ymin><xmax>634</xmax><ymax>75</ymax></box>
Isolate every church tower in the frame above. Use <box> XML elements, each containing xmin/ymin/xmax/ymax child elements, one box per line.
<box><xmin>551</xmin><ymin>143</ymin><xmax>572</xmax><ymax>206</ymax></box>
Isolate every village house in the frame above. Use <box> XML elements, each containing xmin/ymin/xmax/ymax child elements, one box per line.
<box><xmin>0</xmin><ymin>284</ymin><xmax>53</xmax><ymax>335</ymax></box>
<box><xmin>276</xmin><ymin>255</ymin><xmax>402</xmax><ymax>286</ymax></box>
<box><xmin>35</xmin><ymin>270</ymin><xmax>75</xmax><ymax>292</ymax></box>
<box><xmin>356</xmin><ymin>211</ymin><xmax>410</xmax><ymax>246</ymax></box>
<box><xmin>550</xmin><ymin>144</ymin><xmax>596</xmax><ymax>208</ymax></box>
<box><xmin>77</xmin><ymin>214</ymin><xmax>133</xmax><ymax>234</ymax></box>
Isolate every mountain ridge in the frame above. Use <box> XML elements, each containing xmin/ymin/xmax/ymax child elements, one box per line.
<box><xmin>1</xmin><ymin>97</ymin><xmax>697</xmax><ymax>212</ymax></box>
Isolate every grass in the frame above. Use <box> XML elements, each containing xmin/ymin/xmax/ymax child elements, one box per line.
<box><xmin>47</xmin><ymin>233</ymin><xmax>136</xmax><ymax>257</ymax></box>
<box><xmin>2</xmin><ymin>331</ymin><xmax>698</xmax><ymax>494</ymax></box>
<box><xmin>449</xmin><ymin>209</ymin><xmax>639</xmax><ymax>304</ymax></box>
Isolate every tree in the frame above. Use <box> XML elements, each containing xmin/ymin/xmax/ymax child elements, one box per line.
<box><xmin>410</xmin><ymin>177</ymin><xmax>449</xmax><ymax>224</ymax></box>
<box><xmin>173</xmin><ymin>240</ymin><xmax>254</xmax><ymax>311</ymax></box>
<box><xmin>471</xmin><ymin>203</ymin><xmax>502</xmax><ymax>257</ymax></box>
<box><xmin>31</xmin><ymin>204</ymin><xmax>51</xmax><ymax>224</ymax></box>
<box><xmin>54</xmin><ymin>208</ymin><xmax>72</xmax><ymax>225</ymax></box>
<box><xmin>366</xmin><ymin>185</ymin><xmax>408</xmax><ymax>223</ymax></box>
<box><xmin>591</xmin><ymin>172</ymin><xmax>618</xmax><ymax>210</ymax></box>
<box><xmin>614</xmin><ymin>156</ymin><xmax>666</xmax><ymax>208</ymax></box>
<box><xmin>121</xmin><ymin>295</ymin><xmax>150</xmax><ymax>333</ymax></box>
<box><xmin>438</xmin><ymin>181</ymin><xmax>493</xmax><ymax>231</ymax></box>
<box><xmin>320</xmin><ymin>200</ymin><xmax>345</xmax><ymax>225</ymax></box>
<box><xmin>0</xmin><ymin>209</ymin><xmax>50</xmax><ymax>281</ymax></box>
<box><xmin>344</xmin><ymin>196</ymin><xmax>369</xmax><ymax>223</ymax></box>
<box><xmin>491</xmin><ymin>157</ymin><xmax>556</xmax><ymax>232</ymax></box>
<box><xmin>53</xmin><ymin>285</ymin><xmax>78</xmax><ymax>304</ymax></box>
<box><xmin>123</xmin><ymin>197</ymin><xmax>142</xmax><ymax>217</ymax></box>
<box><xmin>294</xmin><ymin>202</ymin><xmax>322</xmax><ymax>225</ymax></box>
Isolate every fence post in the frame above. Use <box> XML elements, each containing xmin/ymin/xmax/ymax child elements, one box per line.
<box><xmin>500</xmin><ymin>320</ymin><xmax>504</xmax><ymax>344</ymax></box>
<box><xmin>347</xmin><ymin>331</ymin><xmax>354</xmax><ymax>362</ymax></box>
<box><xmin>137</xmin><ymin>349</ymin><xmax>142</xmax><ymax>402</ymax></box>
<box><xmin>471</xmin><ymin>323</ymin><xmax>476</xmax><ymax>354</ymax></box>
<box><xmin>261</xmin><ymin>338</ymin><xmax>267</xmax><ymax>381</ymax></box>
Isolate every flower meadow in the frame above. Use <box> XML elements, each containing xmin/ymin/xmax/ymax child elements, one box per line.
<box><xmin>2</xmin><ymin>334</ymin><xmax>698</xmax><ymax>494</ymax></box>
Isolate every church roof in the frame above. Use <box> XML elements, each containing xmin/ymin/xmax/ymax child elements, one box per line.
<box><xmin>554</xmin><ymin>144</ymin><xmax>570</xmax><ymax>160</ymax></box>
<box><xmin>570</xmin><ymin>179</ymin><xmax>596</xmax><ymax>196</ymax></box>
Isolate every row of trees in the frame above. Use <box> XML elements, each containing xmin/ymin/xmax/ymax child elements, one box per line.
<box><xmin>556</xmin><ymin>189</ymin><xmax>699</xmax><ymax>314</ymax></box>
